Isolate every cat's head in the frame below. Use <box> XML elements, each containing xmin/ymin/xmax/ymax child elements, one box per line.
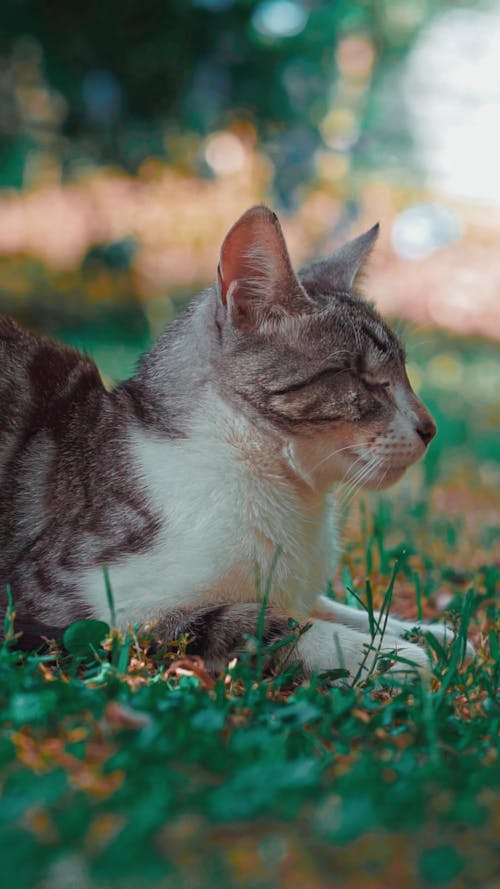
<box><xmin>213</xmin><ymin>205</ymin><xmax>436</xmax><ymax>492</ymax></box>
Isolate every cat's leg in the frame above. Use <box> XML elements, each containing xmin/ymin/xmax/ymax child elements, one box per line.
<box><xmin>154</xmin><ymin>603</ymin><xmax>292</xmax><ymax>673</ymax></box>
<box><xmin>313</xmin><ymin>595</ymin><xmax>475</xmax><ymax>660</ymax></box>
<box><xmin>154</xmin><ymin>604</ymin><xmax>429</xmax><ymax>683</ymax></box>
<box><xmin>295</xmin><ymin>618</ymin><xmax>430</xmax><ymax>682</ymax></box>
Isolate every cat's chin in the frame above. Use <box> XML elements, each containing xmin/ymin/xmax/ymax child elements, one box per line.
<box><xmin>364</xmin><ymin>464</ymin><xmax>409</xmax><ymax>489</ymax></box>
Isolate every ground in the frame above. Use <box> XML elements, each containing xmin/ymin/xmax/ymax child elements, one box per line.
<box><xmin>0</xmin><ymin>328</ymin><xmax>498</xmax><ymax>889</ymax></box>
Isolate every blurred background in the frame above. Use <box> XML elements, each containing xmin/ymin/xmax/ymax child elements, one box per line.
<box><xmin>1</xmin><ymin>0</ymin><xmax>499</xmax><ymax>376</ymax></box>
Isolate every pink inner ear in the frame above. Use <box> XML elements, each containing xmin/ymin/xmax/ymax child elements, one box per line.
<box><xmin>216</xmin><ymin>263</ymin><xmax>226</xmax><ymax>300</ymax></box>
<box><xmin>218</xmin><ymin>206</ymin><xmax>284</xmax><ymax>305</ymax></box>
<box><xmin>217</xmin><ymin>205</ymin><xmax>313</xmax><ymax>325</ymax></box>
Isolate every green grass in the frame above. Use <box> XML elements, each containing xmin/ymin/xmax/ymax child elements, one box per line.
<box><xmin>0</xmin><ymin>328</ymin><xmax>498</xmax><ymax>889</ymax></box>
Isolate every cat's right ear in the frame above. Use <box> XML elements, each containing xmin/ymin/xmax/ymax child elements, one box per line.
<box><xmin>217</xmin><ymin>205</ymin><xmax>312</xmax><ymax>331</ymax></box>
<box><xmin>299</xmin><ymin>223</ymin><xmax>380</xmax><ymax>296</ymax></box>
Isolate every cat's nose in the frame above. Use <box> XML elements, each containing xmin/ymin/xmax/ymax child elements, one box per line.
<box><xmin>416</xmin><ymin>417</ymin><xmax>436</xmax><ymax>447</ymax></box>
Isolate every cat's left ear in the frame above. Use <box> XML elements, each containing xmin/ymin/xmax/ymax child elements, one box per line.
<box><xmin>299</xmin><ymin>223</ymin><xmax>380</xmax><ymax>296</ymax></box>
<box><xmin>217</xmin><ymin>205</ymin><xmax>313</xmax><ymax>331</ymax></box>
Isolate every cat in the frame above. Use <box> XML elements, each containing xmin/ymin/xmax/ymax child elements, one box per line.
<box><xmin>0</xmin><ymin>205</ymin><xmax>472</xmax><ymax>680</ymax></box>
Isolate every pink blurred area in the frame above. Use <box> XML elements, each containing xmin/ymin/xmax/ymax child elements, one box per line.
<box><xmin>1</xmin><ymin>151</ymin><xmax>500</xmax><ymax>341</ymax></box>
<box><xmin>3</xmin><ymin>5</ymin><xmax>500</xmax><ymax>342</ymax></box>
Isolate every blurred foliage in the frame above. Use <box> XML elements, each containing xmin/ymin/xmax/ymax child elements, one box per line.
<box><xmin>1</xmin><ymin>0</ymin><xmax>454</xmax><ymax>197</ymax></box>
<box><xmin>2</xmin><ymin>0</ymin><xmax>500</xmax><ymax>343</ymax></box>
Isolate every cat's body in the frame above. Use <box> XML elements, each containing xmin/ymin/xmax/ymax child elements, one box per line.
<box><xmin>1</xmin><ymin>206</ymin><xmax>470</xmax><ymax>678</ymax></box>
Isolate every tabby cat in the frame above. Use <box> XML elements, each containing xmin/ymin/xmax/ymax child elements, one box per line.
<box><xmin>0</xmin><ymin>205</ymin><xmax>469</xmax><ymax>679</ymax></box>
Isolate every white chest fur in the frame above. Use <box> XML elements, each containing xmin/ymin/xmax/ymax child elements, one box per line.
<box><xmin>80</xmin><ymin>395</ymin><xmax>339</xmax><ymax>626</ymax></box>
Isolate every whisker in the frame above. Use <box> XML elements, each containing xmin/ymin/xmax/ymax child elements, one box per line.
<box><xmin>340</xmin><ymin>465</ymin><xmax>375</xmax><ymax>504</ymax></box>
<box><xmin>338</xmin><ymin>455</ymin><xmax>383</xmax><ymax>506</ymax></box>
<box><xmin>325</xmin><ymin>349</ymin><xmax>352</xmax><ymax>366</ymax></box>
<box><xmin>338</xmin><ymin>461</ymin><xmax>372</xmax><ymax>502</ymax></box>
<box><xmin>309</xmin><ymin>441</ymin><xmax>374</xmax><ymax>475</ymax></box>
<box><xmin>337</xmin><ymin>451</ymin><xmax>373</xmax><ymax>488</ymax></box>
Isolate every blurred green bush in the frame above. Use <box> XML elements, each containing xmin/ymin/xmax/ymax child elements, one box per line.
<box><xmin>1</xmin><ymin>0</ymin><xmax>449</xmax><ymax>194</ymax></box>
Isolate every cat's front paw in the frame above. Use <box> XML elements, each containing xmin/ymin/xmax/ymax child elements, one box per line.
<box><xmin>296</xmin><ymin>620</ymin><xmax>431</xmax><ymax>685</ymax></box>
<box><xmin>391</xmin><ymin>617</ymin><xmax>475</xmax><ymax>662</ymax></box>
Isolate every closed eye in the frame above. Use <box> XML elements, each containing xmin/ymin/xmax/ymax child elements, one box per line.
<box><xmin>363</xmin><ymin>377</ymin><xmax>391</xmax><ymax>391</ymax></box>
<box><xmin>270</xmin><ymin>366</ymin><xmax>346</xmax><ymax>396</ymax></box>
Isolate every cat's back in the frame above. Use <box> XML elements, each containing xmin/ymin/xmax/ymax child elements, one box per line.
<box><xmin>0</xmin><ymin>316</ymin><xmax>109</xmax><ymax>548</ymax></box>
<box><xmin>0</xmin><ymin>316</ymin><xmax>56</xmax><ymax>461</ymax></box>
<box><xmin>0</xmin><ymin>315</ymin><xmax>104</xmax><ymax>450</ymax></box>
<box><xmin>0</xmin><ymin>316</ymin><xmax>147</xmax><ymax>610</ymax></box>
<box><xmin>0</xmin><ymin>315</ymin><xmax>39</xmax><ymax>405</ymax></box>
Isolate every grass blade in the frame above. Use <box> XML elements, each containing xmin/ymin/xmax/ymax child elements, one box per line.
<box><xmin>103</xmin><ymin>565</ymin><xmax>116</xmax><ymax>627</ymax></box>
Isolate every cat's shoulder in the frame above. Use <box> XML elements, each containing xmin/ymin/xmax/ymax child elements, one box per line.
<box><xmin>0</xmin><ymin>315</ymin><xmax>106</xmax><ymax>435</ymax></box>
<box><xmin>0</xmin><ymin>315</ymin><xmax>102</xmax><ymax>383</ymax></box>
<box><xmin>0</xmin><ymin>314</ymin><xmax>35</xmax><ymax>347</ymax></box>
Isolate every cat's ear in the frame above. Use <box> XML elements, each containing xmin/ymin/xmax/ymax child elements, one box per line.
<box><xmin>217</xmin><ymin>205</ymin><xmax>312</xmax><ymax>330</ymax></box>
<box><xmin>299</xmin><ymin>223</ymin><xmax>380</xmax><ymax>296</ymax></box>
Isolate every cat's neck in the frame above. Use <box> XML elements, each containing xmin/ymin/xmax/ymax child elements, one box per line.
<box><xmin>115</xmin><ymin>293</ymin><xmax>215</xmax><ymax>435</ymax></box>
<box><xmin>118</xmin><ymin>292</ymin><xmax>338</xmax><ymax>503</ymax></box>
